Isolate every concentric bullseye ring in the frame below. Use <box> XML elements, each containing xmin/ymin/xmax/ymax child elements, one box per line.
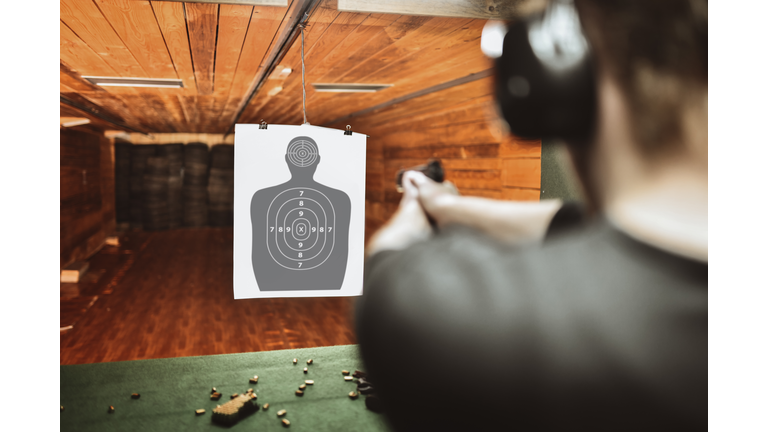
<box><xmin>266</xmin><ymin>187</ymin><xmax>336</xmax><ymax>270</ymax></box>
<box><xmin>286</xmin><ymin>138</ymin><xmax>318</xmax><ymax>167</ymax></box>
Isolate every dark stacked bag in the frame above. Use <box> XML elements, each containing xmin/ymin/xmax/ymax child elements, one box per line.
<box><xmin>118</xmin><ymin>141</ymin><xmax>236</xmax><ymax>230</ymax></box>
<box><xmin>129</xmin><ymin>145</ymin><xmax>157</xmax><ymax>229</ymax></box>
<box><xmin>142</xmin><ymin>154</ymin><xmax>170</xmax><ymax>231</ymax></box>
<box><xmin>183</xmin><ymin>143</ymin><xmax>210</xmax><ymax>227</ymax></box>
<box><xmin>158</xmin><ymin>143</ymin><xmax>184</xmax><ymax>229</ymax></box>
<box><xmin>208</xmin><ymin>144</ymin><xmax>235</xmax><ymax>227</ymax></box>
<box><xmin>114</xmin><ymin>141</ymin><xmax>132</xmax><ymax>224</ymax></box>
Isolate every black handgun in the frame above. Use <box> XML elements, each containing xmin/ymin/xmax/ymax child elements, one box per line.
<box><xmin>395</xmin><ymin>159</ymin><xmax>445</xmax><ymax>192</ymax></box>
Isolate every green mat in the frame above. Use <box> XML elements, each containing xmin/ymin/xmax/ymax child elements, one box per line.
<box><xmin>60</xmin><ymin>344</ymin><xmax>392</xmax><ymax>431</ymax></box>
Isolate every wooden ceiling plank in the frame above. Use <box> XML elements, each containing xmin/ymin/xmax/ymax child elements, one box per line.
<box><xmin>359</xmin><ymin>94</ymin><xmax>495</xmax><ymax>131</ymax></box>
<box><xmin>93</xmin><ymin>0</ymin><xmax>178</xmax><ymax>79</ymax></box>
<box><xmin>240</xmin><ymin>8</ymin><xmax>361</xmax><ymax>124</ymax></box>
<box><xmin>349</xmin><ymin>20</ymin><xmax>486</xmax><ymax>86</ymax></box>
<box><xmin>186</xmin><ymin>2</ymin><xmax>219</xmax><ymax>95</ymax></box>
<box><xmin>60</xmin><ymin>21</ymin><xmax>122</xmax><ymax>77</ymax></box>
<box><xmin>150</xmin><ymin>0</ymin><xmax>197</xmax><ymax>94</ymax></box>
<box><xmin>179</xmin><ymin>95</ymin><xmax>202</xmax><ymax>128</ymax></box>
<box><xmin>307</xmin><ymin>19</ymin><xmax>484</xmax><ymax>113</ymax></box>
<box><xmin>60</xmin><ymin>0</ymin><xmax>149</xmax><ymax>78</ymax></box>
<box><xmin>335</xmin><ymin>16</ymin><xmax>474</xmax><ymax>84</ymax></box>
<box><xmin>215</xmin><ymin>5</ymin><xmax>290</xmax><ymax>131</ymax></box>
<box><xmin>60</xmin><ymin>23</ymin><xmax>163</xmax><ymax>131</ymax></box>
<box><xmin>259</xmin><ymin>16</ymin><xmax>480</xmax><ymax>125</ymax></box>
<box><xmin>256</xmin><ymin>10</ymin><xmax>370</xmax><ymax>120</ymax></box>
<box><xmin>300</xmin><ymin>13</ymin><xmax>398</xmax><ymax>81</ymax></box>
<box><xmin>194</xmin><ymin>95</ymin><xmax>220</xmax><ymax>133</ymax></box>
<box><xmin>294</xmin><ymin>46</ymin><xmax>491</xmax><ymax>125</ymax></box>
<box><xmin>220</xmin><ymin>0</ymin><xmax>337</xmax><ymax>130</ymax></box>
<box><xmin>222</xmin><ymin>0</ymin><xmax>338</xmax><ymax>132</ymax></box>
<box><xmin>149</xmin><ymin>0</ymin><xmax>200</xmax><ymax>133</ymax></box>
<box><xmin>262</xmin><ymin>13</ymin><xmax>421</xmax><ymax>116</ymax></box>
<box><xmin>204</xmin><ymin>5</ymin><xmax>254</xmax><ymax>133</ymax></box>
<box><xmin>60</xmin><ymin>21</ymin><xmax>168</xmax><ymax>132</ymax></box>
<box><xmin>330</xmin><ymin>75</ymin><xmax>494</xmax><ymax>129</ymax></box>
<box><xmin>212</xmin><ymin>4</ymin><xmax>254</xmax><ymax>98</ymax></box>
<box><xmin>60</xmin><ymin>0</ymin><xmax>178</xmax><ymax>133</ymax></box>
<box><xmin>310</xmin><ymin>15</ymin><xmax>434</xmax><ymax>86</ymax></box>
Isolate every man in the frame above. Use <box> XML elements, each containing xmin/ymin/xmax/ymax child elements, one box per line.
<box><xmin>357</xmin><ymin>0</ymin><xmax>707</xmax><ymax>430</ymax></box>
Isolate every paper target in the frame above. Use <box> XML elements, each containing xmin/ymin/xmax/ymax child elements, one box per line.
<box><xmin>266</xmin><ymin>187</ymin><xmax>336</xmax><ymax>270</ymax></box>
<box><xmin>234</xmin><ymin>124</ymin><xmax>366</xmax><ymax>299</ymax></box>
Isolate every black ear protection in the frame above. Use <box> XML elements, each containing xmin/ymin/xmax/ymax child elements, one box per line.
<box><xmin>494</xmin><ymin>0</ymin><xmax>596</xmax><ymax>142</ymax></box>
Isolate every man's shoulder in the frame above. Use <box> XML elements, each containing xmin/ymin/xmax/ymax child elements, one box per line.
<box><xmin>364</xmin><ymin>220</ymin><xmax>637</xmax><ymax>309</ymax></box>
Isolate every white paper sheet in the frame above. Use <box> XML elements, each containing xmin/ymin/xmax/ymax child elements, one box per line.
<box><xmin>233</xmin><ymin>124</ymin><xmax>366</xmax><ymax>298</ymax></box>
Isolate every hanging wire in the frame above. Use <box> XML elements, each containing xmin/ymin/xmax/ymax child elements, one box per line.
<box><xmin>300</xmin><ymin>24</ymin><xmax>308</xmax><ymax>125</ymax></box>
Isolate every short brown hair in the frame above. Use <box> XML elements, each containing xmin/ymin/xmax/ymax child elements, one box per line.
<box><xmin>575</xmin><ymin>0</ymin><xmax>708</xmax><ymax>155</ymax></box>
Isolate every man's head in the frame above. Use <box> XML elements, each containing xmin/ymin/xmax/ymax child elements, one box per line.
<box><xmin>497</xmin><ymin>0</ymin><xmax>707</xmax><ymax>210</ymax></box>
<box><xmin>574</xmin><ymin>0</ymin><xmax>707</xmax><ymax>157</ymax></box>
<box><xmin>285</xmin><ymin>136</ymin><xmax>321</xmax><ymax>180</ymax></box>
<box><xmin>570</xmin><ymin>0</ymin><xmax>708</xmax><ymax>210</ymax></box>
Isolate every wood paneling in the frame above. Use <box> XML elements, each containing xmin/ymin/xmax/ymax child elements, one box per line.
<box><xmin>60</xmin><ymin>129</ymin><xmax>116</xmax><ymax>268</ymax></box>
<box><xmin>322</xmin><ymin>76</ymin><xmax>541</xmax><ymax>241</ymax></box>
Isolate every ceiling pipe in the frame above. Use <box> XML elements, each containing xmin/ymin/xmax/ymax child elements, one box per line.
<box><xmin>224</xmin><ymin>0</ymin><xmax>323</xmax><ymax>137</ymax></box>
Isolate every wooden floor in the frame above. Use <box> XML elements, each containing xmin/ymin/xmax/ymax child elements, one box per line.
<box><xmin>60</xmin><ymin>228</ymin><xmax>357</xmax><ymax>365</ymax></box>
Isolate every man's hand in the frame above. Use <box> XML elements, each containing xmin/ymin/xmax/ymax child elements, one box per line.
<box><xmin>365</xmin><ymin>171</ymin><xmax>433</xmax><ymax>257</ymax></box>
<box><xmin>406</xmin><ymin>171</ymin><xmax>460</xmax><ymax>227</ymax></box>
<box><xmin>408</xmin><ymin>171</ymin><xmax>565</xmax><ymax>245</ymax></box>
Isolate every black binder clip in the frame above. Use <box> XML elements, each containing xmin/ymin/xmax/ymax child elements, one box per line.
<box><xmin>259</xmin><ymin>120</ymin><xmax>268</xmax><ymax>130</ymax></box>
<box><xmin>344</xmin><ymin>125</ymin><xmax>352</xmax><ymax>135</ymax></box>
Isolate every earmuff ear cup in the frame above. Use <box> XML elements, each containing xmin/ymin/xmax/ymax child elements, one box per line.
<box><xmin>494</xmin><ymin>13</ymin><xmax>597</xmax><ymax>142</ymax></box>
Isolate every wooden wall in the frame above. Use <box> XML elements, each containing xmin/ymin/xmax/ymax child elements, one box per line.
<box><xmin>326</xmin><ymin>76</ymin><xmax>542</xmax><ymax>241</ymax></box>
<box><xmin>60</xmin><ymin>129</ymin><xmax>115</xmax><ymax>268</ymax></box>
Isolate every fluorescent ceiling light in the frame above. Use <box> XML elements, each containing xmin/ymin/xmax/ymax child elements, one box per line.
<box><xmin>61</xmin><ymin>118</ymin><xmax>91</xmax><ymax>127</ymax></box>
<box><xmin>270</xmin><ymin>67</ymin><xmax>292</xmax><ymax>80</ymax></box>
<box><xmin>312</xmin><ymin>83</ymin><xmax>392</xmax><ymax>93</ymax></box>
<box><xmin>83</xmin><ymin>76</ymin><xmax>184</xmax><ymax>88</ymax></box>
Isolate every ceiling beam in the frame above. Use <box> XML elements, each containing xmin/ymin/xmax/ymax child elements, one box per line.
<box><xmin>337</xmin><ymin>0</ymin><xmax>545</xmax><ymax>20</ymax></box>
<box><xmin>60</xmin><ymin>96</ymin><xmax>151</xmax><ymax>136</ymax></box>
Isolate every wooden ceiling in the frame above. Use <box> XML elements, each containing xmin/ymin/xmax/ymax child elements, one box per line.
<box><xmin>60</xmin><ymin>0</ymin><xmax>500</xmax><ymax>135</ymax></box>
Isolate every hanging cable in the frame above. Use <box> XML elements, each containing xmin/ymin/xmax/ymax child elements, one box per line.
<box><xmin>300</xmin><ymin>23</ymin><xmax>308</xmax><ymax>125</ymax></box>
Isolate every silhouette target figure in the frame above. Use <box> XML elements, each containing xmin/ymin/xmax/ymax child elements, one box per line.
<box><xmin>251</xmin><ymin>136</ymin><xmax>351</xmax><ymax>291</ymax></box>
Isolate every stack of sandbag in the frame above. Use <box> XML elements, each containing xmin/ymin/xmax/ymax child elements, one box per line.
<box><xmin>129</xmin><ymin>144</ymin><xmax>157</xmax><ymax>229</ymax></box>
<box><xmin>183</xmin><ymin>143</ymin><xmax>209</xmax><ymax>227</ymax></box>
<box><xmin>114</xmin><ymin>141</ymin><xmax>132</xmax><ymax>224</ymax></box>
<box><xmin>208</xmin><ymin>144</ymin><xmax>235</xmax><ymax>227</ymax></box>
<box><xmin>142</xmin><ymin>155</ymin><xmax>170</xmax><ymax>231</ymax></box>
<box><xmin>158</xmin><ymin>143</ymin><xmax>184</xmax><ymax>229</ymax></box>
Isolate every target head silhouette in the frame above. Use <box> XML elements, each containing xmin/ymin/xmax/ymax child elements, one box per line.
<box><xmin>250</xmin><ymin>135</ymin><xmax>351</xmax><ymax>291</ymax></box>
<box><xmin>286</xmin><ymin>138</ymin><xmax>318</xmax><ymax>167</ymax></box>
